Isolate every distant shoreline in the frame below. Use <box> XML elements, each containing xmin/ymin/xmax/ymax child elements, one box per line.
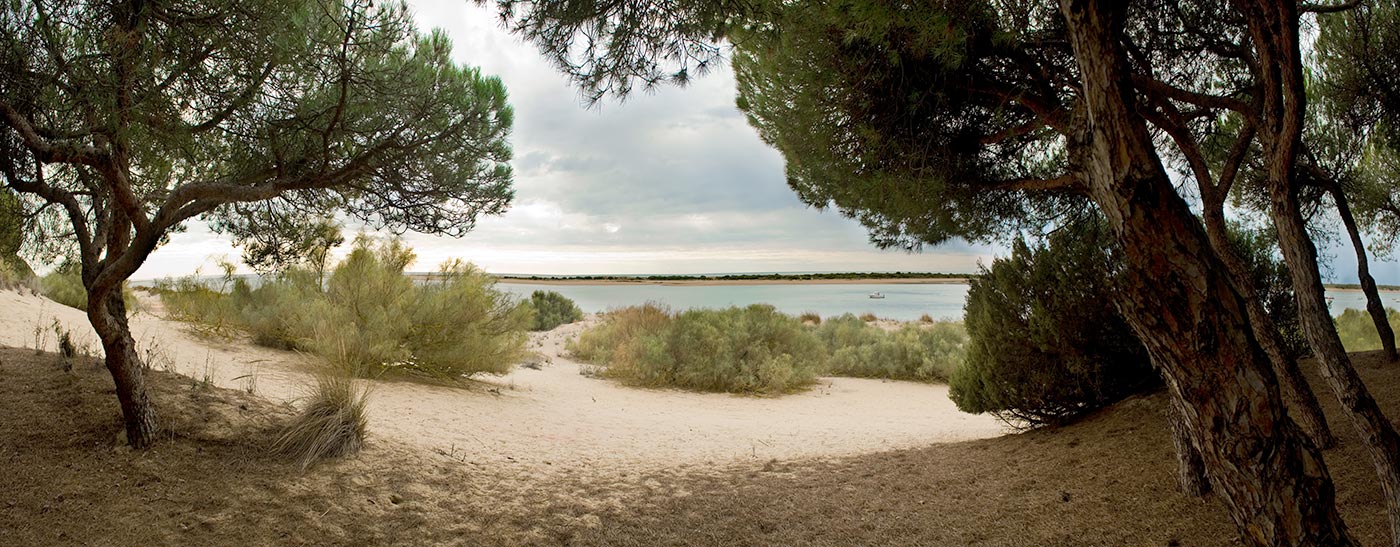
<box><xmin>495</xmin><ymin>276</ymin><xmax>972</xmax><ymax>287</ymax></box>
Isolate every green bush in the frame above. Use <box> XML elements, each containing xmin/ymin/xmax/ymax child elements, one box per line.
<box><xmin>529</xmin><ymin>290</ymin><xmax>583</xmax><ymax>331</ymax></box>
<box><xmin>404</xmin><ymin>260</ymin><xmax>532</xmax><ymax>377</ymax></box>
<box><xmin>1335</xmin><ymin>307</ymin><xmax>1400</xmax><ymax>353</ymax></box>
<box><xmin>569</xmin><ymin>304</ymin><xmax>823</xmax><ymax>394</ymax></box>
<box><xmin>949</xmin><ymin>221</ymin><xmax>1158</xmax><ymax>428</ymax></box>
<box><xmin>819</xmin><ymin>316</ymin><xmax>966</xmax><ymax>382</ymax></box>
<box><xmin>158</xmin><ymin>237</ymin><xmax>530</xmax><ymax>380</ymax></box>
<box><xmin>42</xmin><ymin>261</ymin><xmax>138</xmax><ymax>312</ymax></box>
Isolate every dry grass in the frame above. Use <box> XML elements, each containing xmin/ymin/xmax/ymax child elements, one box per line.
<box><xmin>272</xmin><ymin>374</ymin><xmax>370</xmax><ymax>470</ymax></box>
<box><xmin>2</xmin><ymin>344</ymin><xmax>1398</xmax><ymax>546</ymax></box>
<box><xmin>859</xmin><ymin>312</ymin><xmax>877</xmax><ymax>322</ymax></box>
<box><xmin>799</xmin><ymin>311</ymin><xmax>821</xmax><ymax>324</ymax></box>
<box><xmin>919</xmin><ymin>313</ymin><xmax>934</xmax><ymax>323</ymax></box>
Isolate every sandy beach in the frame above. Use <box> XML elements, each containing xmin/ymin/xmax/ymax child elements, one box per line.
<box><xmin>0</xmin><ymin>289</ymin><xmax>1005</xmax><ymax>478</ymax></box>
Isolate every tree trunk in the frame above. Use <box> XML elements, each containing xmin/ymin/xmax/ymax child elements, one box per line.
<box><xmin>1200</xmin><ymin>209</ymin><xmax>1336</xmax><ymax>449</ymax></box>
<box><xmin>1242</xmin><ymin>0</ymin><xmax>1400</xmax><ymax>544</ymax></box>
<box><xmin>1331</xmin><ymin>183</ymin><xmax>1397</xmax><ymax>361</ymax></box>
<box><xmin>1167</xmin><ymin>395</ymin><xmax>1211</xmax><ymax>497</ymax></box>
<box><xmin>87</xmin><ymin>287</ymin><xmax>157</xmax><ymax>448</ymax></box>
<box><xmin>1061</xmin><ymin>1</ymin><xmax>1356</xmax><ymax>544</ymax></box>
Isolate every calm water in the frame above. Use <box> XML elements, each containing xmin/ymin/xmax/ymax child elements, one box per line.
<box><xmin>499</xmin><ymin>282</ymin><xmax>971</xmax><ymax>322</ymax></box>
<box><xmin>499</xmin><ymin>282</ymin><xmax>1398</xmax><ymax>322</ymax></box>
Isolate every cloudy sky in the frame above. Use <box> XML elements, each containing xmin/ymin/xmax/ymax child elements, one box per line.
<box><xmin>131</xmin><ymin>0</ymin><xmax>997</xmax><ymax>280</ymax></box>
<box><xmin>132</xmin><ymin>1</ymin><xmax>1400</xmax><ymax>283</ymax></box>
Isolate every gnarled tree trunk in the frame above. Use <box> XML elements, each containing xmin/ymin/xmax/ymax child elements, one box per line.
<box><xmin>1061</xmin><ymin>1</ymin><xmax>1356</xmax><ymax>544</ymax></box>
<box><xmin>1330</xmin><ymin>182</ymin><xmax>1397</xmax><ymax>361</ymax></box>
<box><xmin>1200</xmin><ymin>208</ymin><xmax>1336</xmax><ymax>449</ymax></box>
<box><xmin>87</xmin><ymin>287</ymin><xmax>156</xmax><ymax>449</ymax></box>
<box><xmin>1166</xmin><ymin>395</ymin><xmax>1211</xmax><ymax>497</ymax></box>
<box><xmin>1242</xmin><ymin>0</ymin><xmax>1400</xmax><ymax>544</ymax></box>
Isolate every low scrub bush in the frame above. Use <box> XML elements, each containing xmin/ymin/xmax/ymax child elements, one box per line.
<box><xmin>529</xmin><ymin>290</ymin><xmax>583</xmax><ymax>331</ymax></box>
<box><xmin>0</xmin><ymin>255</ymin><xmax>35</xmax><ymax>291</ymax></box>
<box><xmin>159</xmin><ymin>237</ymin><xmax>530</xmax><ymax>380</ymax></box>
<box><xmin>798</xmin><ymin>311</ymin><xmax>821</xmax><ymax>324</ymax></box>
<box><xmin>42</xmin><ymin>261</ymin><xmax>138</xmax><ymax>312</ymax></box>
<box><xmin>859</xmin><ymin>312</ymin><xmax>877</xmax><ymax>322</ymax></box>
<box><xmin>1336</xmin><ymin>307</ymin><xmax>1400</xmax><ymax>353</ymax></box>
<box><xmin>569</xmin><ymin>304</ymin><xmax>823</xmax><ymax>393</ymax></box>
<box><xmin>818</xmin><ymin>316</ymin><xmax>966</xmax><ymax>382</ymax></box>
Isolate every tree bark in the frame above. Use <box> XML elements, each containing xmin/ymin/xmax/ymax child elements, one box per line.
<box><xmin>1061</xmin><ymin>1</ymin><xmax>1356</xmax><ymax>544</ymax></box>
<box><xmin>1241</xmin><ymin>1</ymin><xmax>1400</xmax><ymax>544</ymax></box>
<box><xmin>1200</xmin><ymin>208</ymin><xmax>1336</xmax><ymax>449</ymax></box>
<box><xmin>1330</xmin><ymin>182</ymin><xmax>1397</xmax><ymax>361</ymax></box>
<box><xmin>87</xmin><ymin>287</ymin><xmax>157</xmax><ymax>448</ymax></box>
<box><xmin>1167</xmin><ymin>395</ymin><xmax>1211</xmax><ymax>497</ymax></box>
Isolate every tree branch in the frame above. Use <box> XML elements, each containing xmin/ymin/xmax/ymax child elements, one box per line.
<box><xmin>1132</xmin><ymin>75</ymin><xmax>1251</xmax><ymax>114</ymax></box>
<box><xmin>0</xmin><ymin>101</ymin><xmax>110</xmax><ymax>167</ymax></box>
<box><xmin>1301</xmin><ymin>0</ymin><xmax>1362</xmax><ymax>14</ymax></box>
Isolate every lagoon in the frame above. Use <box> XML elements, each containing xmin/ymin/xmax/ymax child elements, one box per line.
<box><xmin>498</xmin><ymin>281</ymin><xmax>1400</xmax><ymax>322</ymax></box>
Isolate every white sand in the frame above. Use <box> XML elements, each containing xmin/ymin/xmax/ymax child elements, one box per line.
<box><xmin>0</xmin><ymin>289</ymin><xmax>1006</xmax><ymax>475</ymax></box>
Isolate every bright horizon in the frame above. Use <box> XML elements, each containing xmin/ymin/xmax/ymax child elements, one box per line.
<box><xmin>116</xmin><ymin>0</ymin><xmax>1400</xmax><ymax>285</ymax></box>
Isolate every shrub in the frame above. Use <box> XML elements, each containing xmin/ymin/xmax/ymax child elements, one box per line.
<box><xmin>950</xmin><ymin>221</ymin><xmax>1158</xmax><ymax>428</ymax></box>
<box><xmin>859</xmin><ymin>312</ymin><xmax>878</xmax><ymax>322</ymax></box>
<box><xmin>569</xmin><ymin>304</ymin><xmax>823</xmax><ymax>393</ymax></box>
<box><xmin>404</xmin><ymin>261</ymin><xmax>532</xmax><ymax>377</ymax></box>
<box><xmin>529</xmin><ymin>290</ymin><xmax>583</xmax><ymax>331</ymax></box>
<box><xmin>273</xmin><ymin>373</ymin><xmax>370</xmax><ymax>470</ymax></box>
<box><xmin>158</xmin><ymin>237</ymin><xmax>530</xmax><ymax>380</ymax></box>
<box><xmin>569</xmin><ymin>303</ymin><xmax>672</xmax><ymax>365</ymax></box>
<box><xmin>40</xmin><ymin>262</ymin><xmax>88</xmax><ymax>310</ymax></box>
<box><xmin>919</xmin><ymin>313</ymin><xmax>934</xmax><ymax>323</ymax></box>
<box><xmin>799</xmin><ymin>311</ymin><xmax>821</xmax><ymax>324</ymax></box>
<box><xmin>820</xmin><ymin>318</ymin><xmax>967</xmax><ymax>382</ymax></box>
<box><xmin>1336</xmin><ymin>307</ymin><xmax>1400</xmax><ymax>352</ymax></box>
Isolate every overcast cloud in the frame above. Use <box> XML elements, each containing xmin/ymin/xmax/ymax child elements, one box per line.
<box><xmin>130</xmin><ymin>1</ymin><xmax>1399</xmax><ymax>283</ymax></box>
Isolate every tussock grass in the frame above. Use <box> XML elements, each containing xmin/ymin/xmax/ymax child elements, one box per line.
<box><xmin>569</xmin><ymin>304</ymin><xmax>823</xmax><ymax>394</ymax></box>
<box><xmin>919</xmin><ymin>313</ymin><xmax>934</xmax><ymax>323</ymax></box>
<box><xmin>1335</xmin><ymin>307</ymin><xmax>1400</xmax><ymax>353</ymax></box>
<box><xmin>570</xmin><ymin>305</ymin><xmax>970</xmax><ymax>392</ymax></box>
<box><xmin>273</xmin><ymin>373</ymin><xmax>371</xmax><ymax>470</ymax></box>
<box><xmin>799</xmin><ymin>311</ymin><xmax>821</xmax><ymax>324</ymax></box>
<box><xmin>859</xmin><ymin>312</ymin><xmax>878</xmax><ymax>322</ymax></box>
<box><xmin>529</xmin><ymin>290</ymin><xmax>583</xmax><ymax>331</ymax></box>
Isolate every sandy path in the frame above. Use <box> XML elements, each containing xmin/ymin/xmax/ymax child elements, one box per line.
<box><xmin>0</xmin><ymin>290</ymin><xmax>1006</xmax><ymax>475</ymax></box>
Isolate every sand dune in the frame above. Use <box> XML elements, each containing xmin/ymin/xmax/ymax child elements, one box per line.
<box><xmin>0</xmin><ymin>289</ymin><xmax>1005</xmax><ymax>476</ymax></box>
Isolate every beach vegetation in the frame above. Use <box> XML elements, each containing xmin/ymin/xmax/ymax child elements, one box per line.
<box><xmin>529</xmin><ymin>290</ymin><xmax>584</xmax><ymax>331</ymax></box>
<box><xmin>273</xmin><ymin>373</ymin><xmax>371</xmax><ymax>470</ymax></box>
<box><xmin>817</xmin><ymin>315</ymin><xmax>966</xmax><ymax>382</ymax></box>
<box><xmin>571</xmin><ymin>304</ymin><xmax>971</xmax><ymax>390</ymax></box>
<box><xmin>569</xmin><ymin>304</ymin><xmax>823</xmax><ymax>393</ymax></box>
<box><xmin>159</xmin><ymin>237</ymin><xmax>531</xmax><ymax>380</ymax></box>
<box><xmin>1336</xmin><ymin>308</ymin><xmax>1400</xmax><ymax>353</ymax></box>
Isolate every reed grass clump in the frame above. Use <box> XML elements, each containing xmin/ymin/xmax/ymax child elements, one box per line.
<box><xmin>273</xmin><ymin>373</ymin><xmax>370</xmax><ymax>470</ymax></box>
<box><xmin>569</xmin><ymin>304</ymin><xmax>823</xmax><ymax>394</ymax></box>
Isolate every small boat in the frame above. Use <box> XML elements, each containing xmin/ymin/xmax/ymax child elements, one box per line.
<box><xmin>869</xmin><ymin>292</ymin><xmax>885</xmax><ymax>299</ymax></box>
